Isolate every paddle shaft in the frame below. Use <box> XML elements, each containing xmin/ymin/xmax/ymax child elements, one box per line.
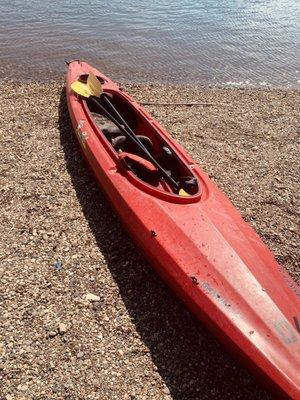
<box><xmin>90</xmin><ymin>96</ymin><xmax>179</xmax><ymax>191</ymax></box>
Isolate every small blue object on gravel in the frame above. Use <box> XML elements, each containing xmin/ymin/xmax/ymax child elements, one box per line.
<box><xmin>53</xmin><ymin>260</ymin><xmax>62</xmax><ymax>270</ymax></box>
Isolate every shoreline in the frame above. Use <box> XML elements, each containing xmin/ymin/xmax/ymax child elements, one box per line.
<box><xmin>2</xmin><ymin>75</ymin><xmax>300</xmax><ymax>92</ymax></box>
<box><xmin>1</xmin><ymin>62</ymin><xmax>299</xmax><ymax>90</ymax></box>
<box><xmin>1</xmin><ymin>79</ymin><xmax>299</xmax><ymax>399</ymax></box>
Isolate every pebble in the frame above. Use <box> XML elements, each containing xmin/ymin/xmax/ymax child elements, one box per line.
<box><xmin>76</xmin><ymin>351</ymin><xmax>84</xmax><ymax>359</ymax></box>
<box><xmin>17</xmin><ymin>384</ymin><xmax>28</xmax><ymax>392</ymax></box>
<box><xmin>48</xmin><ymin>331</ymin><xmax>57</xmax><ymax>338</ymax></box>
<box><xmin>162</xmin><ymin>386</ymin><xmax>170</xmax><ymax>395</ymax></box>
<box><xmin>49</xmin><ymin>361</ymin><xmax>55</xmax><ymax>370</ymax></box>
<box><xmin>85</xmin><ymin>293</ymin><xmax>100</xmax><ymax>302</ymax></box>
<box><xmin>58</xmin><ymin>323</ymin><xmax>68</xmax><ymax>334</ymax></box>
<box><xmin>53</xmin><ymin>260</ymin><xmax>62</xmax><ymax>270</ymax></box>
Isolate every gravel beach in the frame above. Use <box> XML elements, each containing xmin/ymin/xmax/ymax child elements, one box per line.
<box><xmin>1</xmin><ymin>80</ymin><xmax>299</xmax><ymax>400</ymax></box>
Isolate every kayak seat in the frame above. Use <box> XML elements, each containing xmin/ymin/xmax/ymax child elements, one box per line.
<box><xmin>119</xmin><ymin>152</ymin><xmax>157</xmax><ymax>172</ymax></box>
<box><xmin>119</xmin><ymin>151</ymin><xmax>160</xmax><ymax>183</ymax></box>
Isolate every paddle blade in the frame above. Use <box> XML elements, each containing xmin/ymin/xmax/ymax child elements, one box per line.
<box><xmin>71</xmin><ymin>81</ymin><xmax>92</xmax><ymax>98</ymax></box>
<box><xmin>179</xmin><ymin>189</ymin><xmax>190</xmax><ymax>197</ymax></box>
<box><xmin>87</xmin><ymin>72</ymin><xmax>103</xmax><ymax>97</ymax></box>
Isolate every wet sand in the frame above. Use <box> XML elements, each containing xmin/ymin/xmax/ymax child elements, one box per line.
<box><xmin>0</xmin><ymin>80</ymin><xmax>299</xmax><ymax>399</ymax></box>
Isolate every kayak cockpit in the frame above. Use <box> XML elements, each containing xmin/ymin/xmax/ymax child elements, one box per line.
<box><xmin>80</xmin><ymin>75</ymin><xmax>200</xmax><ymax>199</ymax></box>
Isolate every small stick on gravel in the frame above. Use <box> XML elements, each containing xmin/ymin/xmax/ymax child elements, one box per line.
<box><xmin>140</xmin><ymin>101</ymin><xmax>215</xmax><ymax>106</ymax></box>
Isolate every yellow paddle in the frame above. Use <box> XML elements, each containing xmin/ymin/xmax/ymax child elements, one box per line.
<box><xmin>179</xmin><ymin>189</ymin><xmax>190</xmax><ymax>197</ymax></box>
<box><xmin>71</xmin><ymin>80</ymin><xmax>93</xmax><ymax>98</ymax></box>
<box><xmin>70</xmin><ymin>72</ymin><xmax>102</xmax><ymax>98</ymax></box>
<box><xmin>87</xmin><ymin>72</ymin><xmax>103</xmax><ymax>97</ymax></box>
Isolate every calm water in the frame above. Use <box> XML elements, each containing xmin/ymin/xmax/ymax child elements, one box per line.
<box><xmin>0</xmin><ymin>0</ymin><xmax>299</xmax><ymax>87</ymax></box>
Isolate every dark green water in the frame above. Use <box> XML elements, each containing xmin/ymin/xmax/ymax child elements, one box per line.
<box><xmin>0</xmin><ymin>0</ymin><xmax>299</xmax><ymax>87</ymax></box>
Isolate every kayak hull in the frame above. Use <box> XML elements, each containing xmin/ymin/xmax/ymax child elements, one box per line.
<box><xmin>66</xmin><ymin>61</ymin><xmax>300</xmax><ymax>399</ymax></box>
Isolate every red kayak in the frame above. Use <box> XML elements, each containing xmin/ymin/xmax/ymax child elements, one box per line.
<box><xmin>66</xmin><ymin>61</ymin><xmax>300</xmax><ymax>399</ymax></box>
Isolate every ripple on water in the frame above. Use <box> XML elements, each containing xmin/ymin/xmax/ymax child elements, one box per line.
<box><xmin>0</xmin><ymin>0</ymin><xmax>299</xmax><ymax>87</ymax></box>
